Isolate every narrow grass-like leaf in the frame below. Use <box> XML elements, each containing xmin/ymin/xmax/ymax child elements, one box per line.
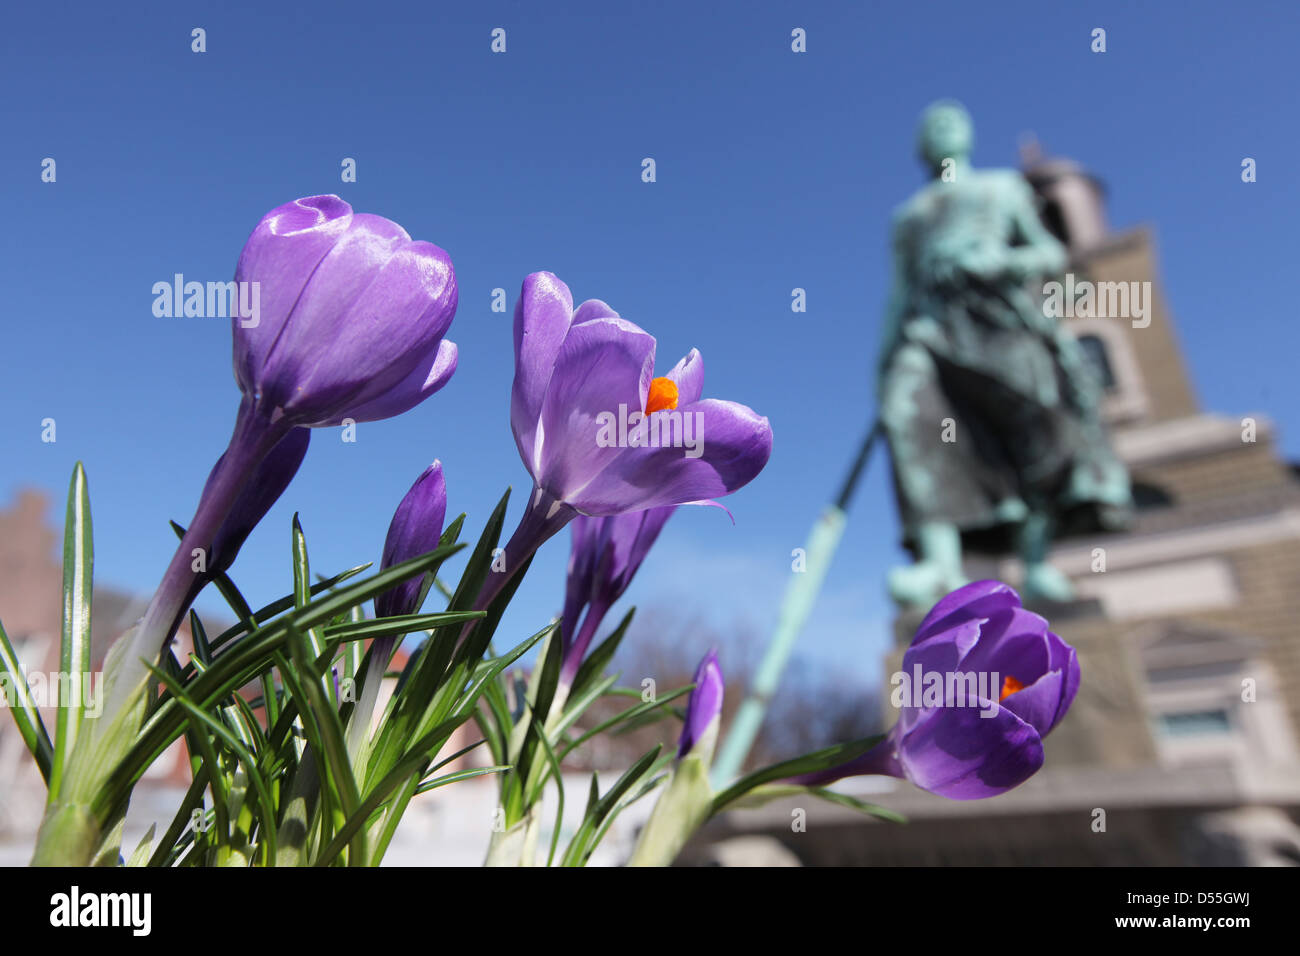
<box><xmin>555</xmin><ymin>686</ymin><xmax>692</xmax><ymax>764</ymax></box>
<box><xmin>125</xmin><ymin>824</ymin><xmax>156</xmax><ymax>867</ymax></box>
<box><xmin>148</xmin><ymin>769</ymin><xmax>209</xmax><ymax>867</ymax></box>
<box><xmin>147</xmin><ymin>663</ymin><xmax>279</xmax><ymax>865</ymax></box>
<box><xmin>51</xmin><ymin>462</ymin><xmax>92</xmax><ymax>799</ymax></box>
<box><xmin>369</xmin><ymin>622</ymin><xmax>550</xmax><ymax>850</ymax></box>
<box><xmin>515</xmin><ymin>626</ymin><xmax>564</xmax><ymax>788</ymax></box>
<box><xmin>185</xmin><ymin>711</ymin><xmax>232</xmax><ymax>853</ymax></box>
<box><xmin>809</xmin><ymin>787</ymin><xmax>907</xmax><ymax>823</ymax></box>
<box><xmin>424</xmin><ymin>737</ymin><xmax>491</xmax><ymax>778</ymax></box>
<box><xmin>286</xmin><ymin>622</ymin><xmax>365</xmax><ymax>864</ymax></box>
<box><xmin>710</xmin><ymin>734</ymin><xmax>884</xmax><ymax>814</ymax></box>
<box><xmin>291</xmin><ymin>515</ymin><xmax>335</xmax><ymax>707</ymax></box>
<box><xmin>189</xmin><ymin>610</ymin><xmax>212</xmax><ymax>668</ymax></box>
<box><xmin>477</xmin><ymin>679</ymin><xmax>512</xmax><ymax>765</ymax></box>
<box><xmin>210</xmin><ymin>571</ymin><xmax>257</xmax><ymax>638</ymax></box>
<box><xmin>90</xmin><ymin>545</ymin><xmax>460</xmax><ymax>823</ymax></box>
<box><xmin>534</xmin><ymin>722</ymin><xmax>565</xmax><ymax>867</ymax></box>
<box><xmin>273</xmin><ymin>644</ymin><xmax>345</xmax><ymax>861</ymax></box>
<box><xmin>548</xmin><ymin>672</ymin><xmax>618</xmax><ymax>741</ymax></box>
<box><xmin>586</xmin><ymin>767</ymin><xmax>669</xmax><ymax>860</ymax></box>
<box><xmin>561</xmin><ymin>746</ymin><xmax>662</xmax><ymax>866</ymax></box>
<box><xmin>567</xmin><ymin>607</ymin><xmax>634</xmax><ymax>704</ymax></box>
<box><xmin>414</xmin><ymin>765</ymin><xmax>510</xmax><ymax>795</ymax></box>
<box><xmin>314</xmin><ymin>713</ymin><xmax>472</xmax><ymax>867</ymax></box>
<box><xmin>204</xmin><ymin>564</ymin><xmax>371</xmax><ymax>655</ymax></box>
<box><xmin>323</xmin><ymin>611</ymin><xmax>485</xmax><ymax>642</ymax></box>
<box><xmin>0</xmin><ymin>617</ymin><xmax>54</xmax><ymax>783</ymax></box>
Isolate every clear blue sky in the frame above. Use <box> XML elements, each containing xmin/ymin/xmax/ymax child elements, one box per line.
<box><xmin>4</xmin><ymin>0</ymin><xmax>1298</xmax><ymax>688</ymax></box>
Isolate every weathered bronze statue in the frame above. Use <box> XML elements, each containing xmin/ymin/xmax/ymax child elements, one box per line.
<box><xmin>877</xmin><ymin>101</ymin><xmax>1132</xmax><ymax>608</ymax></box>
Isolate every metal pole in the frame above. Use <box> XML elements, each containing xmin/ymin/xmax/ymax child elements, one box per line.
<box><xmin>710</xmin><ymin>421</ymin><xmax>884</xmax><ymax>787</ymax></box>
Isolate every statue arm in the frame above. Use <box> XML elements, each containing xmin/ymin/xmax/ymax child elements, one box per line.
<box><xmin>1006</xmin><ymin>177</ymin><xmax>1067</xmax><ymax>281</ymax></box>
<box><xmin>1004</xmin><ymin>178</ymin><xmax>1099</xmax><ymax>409</ymax></box>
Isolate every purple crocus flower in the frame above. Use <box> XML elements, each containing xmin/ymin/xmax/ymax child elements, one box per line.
<box><xmin>112</xmin><ymin>197</ymin><xmax>459</xmax><ymax>711</ymax></box>
<box><xmin>233</xmin><ymin>195</ymin><xmax>458</xmax><ymax>428</ymax></box>
<box><xmin>560</xmin><ymin>506</ymin><xmax>675</xmax><ymax>682</ymax></box>
<box><xmin>375</xmin><ymin>462</ymin><xmax>449</xmax><ymax>620</ymax></box>
<box><xmin>791</xmin><ymin>581</ymin><xmax>1080</xmax><ymax>800</ymax></box>
<box><xmin>476</xmin><ymin>272</ymin><xmax>772</xmax><ymax>615</ymax></box>
<box><xmin>510</xmin><ymin>272</ymin><xmax>769</xmax><ymax>518</ymax></box>
<box><xmin>679</xmin><ymin>650</ymin><xmax>724</xmax><ymax>760</ymax></box>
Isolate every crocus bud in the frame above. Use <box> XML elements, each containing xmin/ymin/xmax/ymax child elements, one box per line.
<box><xmin>375</xmin><ymin>462</ymin><xmax>448</xmax><ymax>619</ymax></box>
<box><xmin>560</xmin><ymin>506</ymin><xmax>675</xmax><ymax>681</ymax></box>
<box><xmin>678</xmin><ymin>649</ymin><xmax>724</xmax><ymax>761</ymax></box>
<box><xmin>234</xmin><ymin>195</ymin><xmax>459</xmax><ymax>428</ymax></box>
<box><xmin>627</xmin><ymin>649</ymin><xmax>724</xmax><ymax>867</ymax></box>
<box><xmin>791</xmin><ymin>581</ymin><xmax>1080</xmax><ymax>800</ymax></box>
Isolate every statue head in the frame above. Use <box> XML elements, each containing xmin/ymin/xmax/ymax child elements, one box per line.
<box><xmin>917</xmin><ymin>100</ymin><xmax>974</xmax><ymax>173</ymax></box>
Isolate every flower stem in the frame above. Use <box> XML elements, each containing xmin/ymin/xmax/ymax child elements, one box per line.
<box><xmin>31</xmin><ymin>401</ymin><xmax>288</xmax><ymax>867</ymax></box>
<box><xmin>786</xmin><ymin>733</ymin><xmax>902</xmax><ymax>788</ymax></box>
<box><xmin>559</xmin><ymin>598</ymin><xmax>609</xmax><ymax>685</ymax></box>
<box><xmin>29</xmin><ymin>802</ymin><xmax>99</xmax><ymax>867</ymax></box>
<box><xmin>103</xmin><ymin>399</ymin><xmax>287</xmax><ymax>720</ymax></box>
<box><xmin>473</xmin><ymin>487</ymin><xmax>577</xmax><ymax>614</ymax></box>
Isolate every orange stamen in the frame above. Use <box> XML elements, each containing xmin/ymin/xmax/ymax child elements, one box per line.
<box><xmin>645</xmin><ymin>376</ymin><xmax>679</xmax><ymax>415</ymax></box>
<box><xmin>999</xmin><ymin>675</ymin><xmax>1027</xmax><ymax>701</ymax></box>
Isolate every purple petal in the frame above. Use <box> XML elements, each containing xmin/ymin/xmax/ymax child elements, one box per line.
<box><xmin>997</xmin><ymin>667</ymin><xmax>1066</xmax><ymax>739</ymax></box>
<box><xmin>561</xmin><ymin>515</ymin><xmax>603</xmax><ymax>644</ymax></box>
<box><xmin>572</xmin><ymin>298</ymin><xmax>621</xmax><ymax>325</ymax></box>
<box><xmin>1048</xmin><ymin>635</ymin><xmax>1081</xmax><ymax>731</ymax></box>
<box><xmin>233</xmin><ymin>195</ymin><xmax>354</xmax><ymax>398</ymax></box>
<box><xmin>897</xmin><ymin>703</ymin><xmax>1045</xmax><ymax>799</ymax></box>
<box><xmin>897</xmin><ymin>622</ymin><xmax>977</xmax><ymax>733</ymax></box>
<box><xmin>511</xmin><ymin>273</ymin><xmax>576</xmax><ymax>470</ymax></box>
<box><xmin>566</xmin><ymin>399</ymin><xmax>772</xmax><ymax>515</ymax></box>
<box><xmin>320</xmin><ymin>338</ymin><xmax>458</xmax><ymax>426</ymax></box>
<box><xmin>913</xmin><ymin>579</ymin><xmax>1021</xmax><ymax>645</ymax></box>
<box><xmin>665</xmin><ymin>349</ymin><xmax>704</xmax><ymax>406</ymax></box>
<box><xmin>535</xmin><ymin>316</ymin><xmax>656</xmax><ymax>499</ymax></box>
<box><xmin>606</xmin><ymin>506</ymin><xmax>676</xmax><ymax>598</ymax></box>
<box><xmin>560</xmin><ymin>506</ymin><xmax>675</xmax><ymax>669</ymax></box>
<box><xmin>256</xmin><ymin>213</ymin><xmax>457</xmax><ymax>424</ymax></box>
<box><xmin>902</xmin><ymin>618</ymin><xmax>981</xmax><ymax>675</ymax></box>
<box><xmin>958</xmin><ymin>607</ymin><xmax>1052</xmax><ymax>683</ymax></box>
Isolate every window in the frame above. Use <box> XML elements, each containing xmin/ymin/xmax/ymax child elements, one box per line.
<box><xmin>1065</xmin><ymin>318</ymin><xmax>1149</xmax><ymax>423</ymax></box>
<box><xmin>1155</xmin><ymin>709</ymin><xmax>1231</xmax><ymax>738</ymax></box>
<box><xmin>1131</xmin><ymin>481</ymin><xmax>1175</xmax><ymax>510</ymax></box>
<box><xmin>1077</xmin><ymin>334</ymin><xmax>1116</xmax><ymax>390</ymax></box>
